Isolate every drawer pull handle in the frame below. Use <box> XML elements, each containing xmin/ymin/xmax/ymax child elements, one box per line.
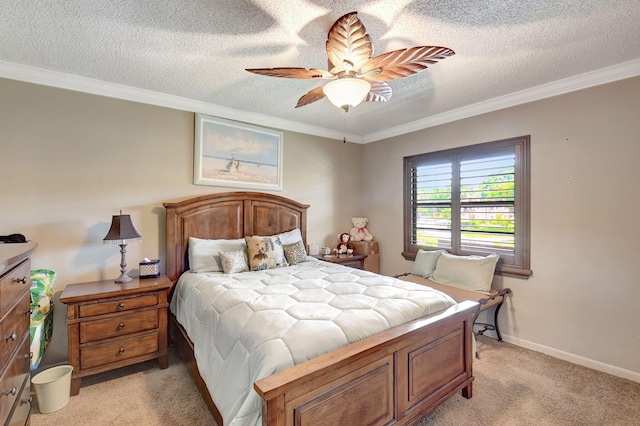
<box><xmin>4</xmin><ymin>387</ymin><xmax>17</xmax><ymax>396</ymax></box>
<box><xmin>6</xmin><ymin>332</ymin><xmax>17</xmax><ymax>342</ymax></box>
<box><xmin>118</xmin><ymin>323</ymin><xmax>125</xmax><ymax>329</ymax></box>
<box><xmin>16</xmin><ymin>276</ymin><xmax>28</xmax><ymax>284</ymax></box>
<box><xmin>118</xmin><ymin>303</ymin><xmax>125</xmax><ymax>309</ymax></box>
<box><xmin>30</xmin><ymin>351</ymin><xmax>34</xmax><ymax>359</ymax></box>
<box><xmin>119</xmin><ymin>347</ymin><xmax>126</xmax><ymax>354</ymax></box>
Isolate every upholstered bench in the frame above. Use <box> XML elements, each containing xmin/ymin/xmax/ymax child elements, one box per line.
<box><xmin>395</xmin><ymin>273</ymin><xmax>511</xmax><ymax>341</ymax></box>
<box><xmin>396</xmin><ymin>249</ymin><xmax>512</xmax><ymax>342</ymax></box>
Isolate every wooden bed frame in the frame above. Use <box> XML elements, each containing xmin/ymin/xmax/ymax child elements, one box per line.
<box><xmin>164</xmin><ymin>191</ymin><xmax>477</xmax><ymax>426</ymax></box>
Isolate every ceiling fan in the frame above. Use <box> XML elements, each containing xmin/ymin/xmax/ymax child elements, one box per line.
<box><xmin>246</xmin><ymin>12</ymin><xmax>454</xmax><ymax>112</ymax></box>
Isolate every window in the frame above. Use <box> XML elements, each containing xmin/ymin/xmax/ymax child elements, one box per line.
<box><xmin>404</xmin><ymin>136</ymin><xmax>531</xmax><ymax>277</ymax></box>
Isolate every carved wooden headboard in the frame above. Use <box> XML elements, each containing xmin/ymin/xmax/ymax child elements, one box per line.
<box><xmin>163</xmin><ymin>192</ymin><xmax>309</xmax><ymax>282</ymax></box>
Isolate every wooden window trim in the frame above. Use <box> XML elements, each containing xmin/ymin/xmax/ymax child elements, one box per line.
<box><xmin>403</xmin><ymin>136</ymin><xmax>532</xmax><ymax>278</ymax></box>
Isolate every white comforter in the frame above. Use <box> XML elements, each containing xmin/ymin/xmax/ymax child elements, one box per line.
<box><xmin>170</xmin><ymin>257</ymin><xmax>455</xmax><ymax>426</ymax></box>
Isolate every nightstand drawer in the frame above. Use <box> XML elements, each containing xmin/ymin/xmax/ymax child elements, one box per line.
<box><xmin>79</xmin><ymin>293</ymin><xmax>159</xmax><ymax>317</ymax></box>
<box><xmin>80</xmin><ymin>309</ymin><xmax>158</xmax><ymax>343</ymax></box>
<box><xmin>0</xmin><ymin>292</ymin><xmax>30</xmax><ymax>363</ymax></box>
<box><xmin>338</xmin><ymin>259</ymin><xmax>364</xmax><ymax>269</ymax></box>
<box><xmin>80</xmin><ymin>332</ymin><xmax>159</xmax><ymax>369</ymax></box>
<box><xmin>0</xmin><ymin>260</ymin><xmax>30</xmax><ymax>313</ymax></box>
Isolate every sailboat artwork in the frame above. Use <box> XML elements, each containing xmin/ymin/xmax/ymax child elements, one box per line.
<box><xmin>194</xmin><ymin>114</ymin><xmax>284</xmax><ymax>191</ymax></box>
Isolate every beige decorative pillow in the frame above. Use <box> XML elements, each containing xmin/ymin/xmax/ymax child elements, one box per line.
<box><xmin>245</xmin><ymin>236</ymin><xmax>288</xmax><ymax>271</ymax></box>
<box><xmin>219</xmin><ymin>250</ymin><xmax>249</xmax><ymax>274</ymax></box>
<box><xmin>283</xmin><ymin>240</ymin><xmax>308</xmax><ymax>265</ymax></box>
<box><xmin>431</xmin><ymin>252</ymin><xmax>499</xmax><ymax>294</ymax></box>
<box><xmin>411</xmin><ymin>249</ymin><xmax>446</xmax><ymax>278</ymax></box>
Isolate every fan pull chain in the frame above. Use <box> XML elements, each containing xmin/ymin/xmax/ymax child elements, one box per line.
<box><xmin>343</xmin><ymin>111</ymin><xmax>347</xmax><ymax>143</ymax></box>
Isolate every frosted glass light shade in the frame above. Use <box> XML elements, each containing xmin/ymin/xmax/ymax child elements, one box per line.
<box><xmin>323</xmin><ymin>78</ymin><xmax>371</xmax><ymax>111</ymax></box>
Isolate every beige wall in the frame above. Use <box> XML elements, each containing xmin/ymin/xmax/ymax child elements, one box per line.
<box><xmin>3</xmin><ymin>75</ymin><xmax>639</xmax><ymax>381</ymax></box>
<box><xmin>0</xmin><ymin>78</ymin><xmax>363</xmax><ymax>365</ymax></box>
<box><xmin>362</xmin><ymin>76</ymin><xmax>640</xmax><ymax>380</ymax></box>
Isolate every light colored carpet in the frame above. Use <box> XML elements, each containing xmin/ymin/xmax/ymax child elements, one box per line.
<box><xmin>31</xmin><ymin>349</ymin><xmax>216</xmax><ymax>426</ymax></box>
<box><xmin>31</xmin><ymin>337</ymin><xmax>639</xmax><ymax>425</ymax></box>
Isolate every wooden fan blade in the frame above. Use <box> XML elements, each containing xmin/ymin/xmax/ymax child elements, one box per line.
<box><xmin>246</xmin><ymin>67</ymin><xmax>333</xmax><ymax>79</ymax></box>
<box><xmin>364</xmin><ymin>81</ymin><xmax>392</xmax><ymax>103</ymax></box>
<box><xmin>325</xmin><ymin>12</ymin><xmax>373</xmax><ymax>73</ymax></box>
<box><xmin>295</xmin><ymin>86</ymin><xmax>326</xmax><ymax>108</ymax></box>
<box><xmin>360</xmin><ymin>46</ymin><xmax>455</xmax><ymax>81</ymax></box>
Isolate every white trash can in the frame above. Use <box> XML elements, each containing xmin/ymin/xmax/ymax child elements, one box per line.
<box><xmin>32</xmin><ymin>365</ymin><xmax>73</xmax><ymax>413</ymax></box>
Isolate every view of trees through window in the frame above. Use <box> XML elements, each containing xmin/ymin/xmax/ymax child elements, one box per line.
<box><xmin>413</xmin><ymin>153</ymin><xmax>516</xmax><ymax>256</ymax></box>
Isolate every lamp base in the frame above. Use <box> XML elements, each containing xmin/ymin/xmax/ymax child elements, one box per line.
<box><xmin>115</xmin><ymin>273</ymin><xmax>133</xmax><ymax>283</ymax></box>
<box><xmin>115</xmin><ymin>243</ymin><xmax>132</xmax><ymax>283</ymax></box>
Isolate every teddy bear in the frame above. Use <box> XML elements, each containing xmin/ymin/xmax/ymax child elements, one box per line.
<box><xmin>350</xmin><ymin>217</ymin><xmax>373</xmax><ymax>242</ymax></box>
<box><xmin>335</xmin><ymin>232</ymin><xmax>354</xmax><ymax>254</ymax></box>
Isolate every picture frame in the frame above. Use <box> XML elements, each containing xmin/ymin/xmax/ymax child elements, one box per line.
<box><xmin>194</xmin><ymin>113</ymin><xmax>284</xmax><ymax>191</ymax></box>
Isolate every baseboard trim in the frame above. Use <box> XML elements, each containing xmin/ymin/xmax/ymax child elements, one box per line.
<box><xmin>502</xmin><ymin>334</ymin><xmax>640</xmax><ymax>384</ymax></box>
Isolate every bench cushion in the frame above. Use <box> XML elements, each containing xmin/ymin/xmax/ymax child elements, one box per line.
<box><xmin>397</xmin><ymin>274</ymin><xmax>503</xmax><ymax>311</ymax></box>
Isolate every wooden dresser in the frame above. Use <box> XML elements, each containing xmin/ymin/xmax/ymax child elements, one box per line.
<box><xmin>60</xmin><ymin>275</ymin><xmax>172</xmax><ymax>395</ymax></box>
<box><xmin>0</xmin><ymin>241</ymin><xmax>37</xmax><ymax>426</ymax></box>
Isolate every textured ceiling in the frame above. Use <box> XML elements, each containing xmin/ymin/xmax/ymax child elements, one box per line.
<box><xmin>1</xmin><ymin>0</ymin><xmax>639</xmax><ymax>142</ymax></box>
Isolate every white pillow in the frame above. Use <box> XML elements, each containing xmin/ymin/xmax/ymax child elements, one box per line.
<box><xmin>188</xmin><ymin>237</ymin><xmax>246</xmax><ymax>273</ymax></box>
<box><xmin>276</xmin><ymin>228</ymin><xmax>303</xmax><ymax>245</ymax></box>
<box><xmin>431</xmin><ymin>252</ymin><xmax>499</xmax><ymax>294</ymax></box>
<box><xmin>411</xmin><ymin>249</ymin><xmax>446</xmax><ymax>277</ymax></box>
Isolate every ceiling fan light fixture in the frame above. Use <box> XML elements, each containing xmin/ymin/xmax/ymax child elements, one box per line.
<box><xmin>322</xmin><ymin>78</ymin><xmax>371</xmax><ymax>111</ymax></box>
<box><xmin>246</xmin><ymin>12</ymin><xmax>454</xmax><ymax>110</ymax></box>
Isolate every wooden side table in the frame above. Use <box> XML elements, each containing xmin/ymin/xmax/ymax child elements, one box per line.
<box><xmin>60</xmin><ymin>274</ymin><xmax>172</xmax><ymax>395</ymax></box>
<box><xmin>312</xmin><ymin>253</ymin><xmax>367</xmax><ymax>270</ymax></box>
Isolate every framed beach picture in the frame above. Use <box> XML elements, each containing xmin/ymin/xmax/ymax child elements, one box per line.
<box><xmin>194</xmin><ymin>114</ymin><xmax>284</xmax><ymax>191</ymax></box>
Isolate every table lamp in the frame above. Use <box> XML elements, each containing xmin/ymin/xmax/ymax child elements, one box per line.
<box><xmin>103</xmin><ymin>211</ymin><xmax>141</xmax><ymax>283</ymax></box>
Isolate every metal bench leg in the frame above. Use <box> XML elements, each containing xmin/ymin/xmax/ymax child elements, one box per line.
<box><xmin>493</xmin><ymin>301</ymin><xmax>504</xmax><ymax>341</ymax></box>
<box><xmin>474</xmin><ymin>288</ymin><xmax>511</xmax><ymax>342</ymax></box>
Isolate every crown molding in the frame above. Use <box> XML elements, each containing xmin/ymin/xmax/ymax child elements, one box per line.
<box><xmin>363</xmin><ymin>58</ymin><xmax>640</xmax><ymax>143</ymax></box>
<box><xmin>2</xmin><ymin>58</ymin><xmax>638</xmax><ymax>145</ymax></box>
<box><xmin>0</xmin><ymin>60</ymin><xmax>361</xmax><ymax>143</ymax></box>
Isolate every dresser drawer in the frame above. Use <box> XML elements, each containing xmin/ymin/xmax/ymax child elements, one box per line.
<box><xmin>6</xmin><ymin>374</ymin><xmax>30</xmax><ymax>426</ymax></box>
<box><xmin>79</xmin><ymin>293</ymin><xmax>159</xmax><ymax>317</ymax></box>
<box><xmin>80</xmin><ymin>332</ymin><xmax>159</xmax><ymax>369</ymax></box>
<box><xmin>79</xmin><ymin>309</ymin><xmax>159</xmax><ymax>343</ymax></box>
<box><xmin>0</xmin><ymin>292</ymin><xmax>30</xmax><ymax>363</ymax></box>
<box><xmin>0</xmin><ymin>260</ymin><xmax>30</xmax><ymax>313</ymax></box>
<box><xmin>0</xmin><ymin>334</ymin><xmax>30</xmax><ymax>425</ymax></box>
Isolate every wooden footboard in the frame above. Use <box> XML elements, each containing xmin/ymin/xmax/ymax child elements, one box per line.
<box><xmin>171</xmin><ymin>301</ymin><xmax>476</xmax><ymax>426</ymax></box>
<box><xmin>254</xmin><ymin>300</ymin><xmax>476</xmax><ymax>426</ymax></box>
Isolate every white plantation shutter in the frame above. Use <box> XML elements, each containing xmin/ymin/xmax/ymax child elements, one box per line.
<box><xmin>404</xmin><ymin>136</ymin><xmax>531</xmax><ymax>277</ymax></box>
<box><xmin>411</xmin><ymin>160</ymin><xmax>453</xmax><ymax>250</ymax></box>
<box><xmin>459</xmin><ymin>153</ymin><xmax>515</xmax><ymax>255</ymax></box>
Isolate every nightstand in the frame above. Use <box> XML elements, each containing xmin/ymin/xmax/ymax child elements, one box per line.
<box><xmin>312</xmin><ymin>253</ymin><xmax>367</xmax><ymax>270</ymax></box>
<box><xmin>60</xmin><ymin>274</ymin><xmax>172</xmax><ymax>395</ymax></box>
